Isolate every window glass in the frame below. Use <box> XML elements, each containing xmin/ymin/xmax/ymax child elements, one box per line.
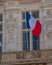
<box><xmin>0</xmin><ymin>34</ymin><xmax>2</xmax><ymax>52</ymax></box>
<box><xmin>33</xmin><ymin>35</ymin><xmax>40</xmax><ymax>50</ymax></box>
<box><xmin>0</xmin><ymin>14</ymin><xmax>2</xmax><ymax>21</ymax></box>
<box><xmin>22</xmin><ymin>12</ymin><xmax>25</xmax><ymax>20</ymax></box>
<box><xmin>0</xmin><ymin>25</ymin><xmax>2</xmax><ymax>31</ymax></box>
<box><xmin>23</xmin><ymin>31</ymin><xmax>30</xmax><ymax>51</ymax></box>
<box><xmin>32</xmin><ymin>11</ymin><xmax>39</xmax><ymax>18</ymax></box>
<box><xmin>22</xmin><ymin>22</ymin><xmax>27</xmax><ymax>29</ymax></box>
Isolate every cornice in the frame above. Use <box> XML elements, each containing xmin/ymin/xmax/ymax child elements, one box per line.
<box><xmin>0</xmin><ymin>0</ymin><xmax>41</xmax><ymax>3</ymax></box>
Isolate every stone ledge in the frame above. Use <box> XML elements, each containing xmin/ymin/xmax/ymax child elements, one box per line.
<box><xmin>0</xmin><ymin>49</ymin><xmax>52</xmax><ymax>64</ymax></box>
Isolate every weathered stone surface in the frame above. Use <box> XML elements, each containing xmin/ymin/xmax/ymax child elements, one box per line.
<box><xmin>1</xmin><ymin>50</ymin><xmax>52</xmax><ymax>64</ymax></box>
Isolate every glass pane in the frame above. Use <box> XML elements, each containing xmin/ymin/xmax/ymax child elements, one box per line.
<box><xmin>23</xmin><ymin>31</ymin><xmax>30</xmax><ymax>51</ymax></box>
<box><xmin>0</xmin><ymin>25</ymin><xmax>2</xmax><ymax>31</ymax></box>
<box><xmin>33</xmin><ymin>35</ymin><xmax>40</xmax><ymax>50</ymax></box>
<box><xmin>22</xmin><ymin>22</ymin><xmax>27</xmax><ymax>29</ymax></box>
<box><xmin>0</xmin><ymin>14</ymin><xmax>2</xmax><ymax>21</ymax></box>
<box><xmin>0</xmin><ymin>34</ymin><xmax>2</xmax><ymax>52</ymax></box>
<box><xmin>22</xmin><ymin>12</ymin><xmax>25</xmax><ymax>20</ymax></box>
<box><xmin>32</xmin><ymin>11</ymin><xmax>39</xmax><ymax>18</ymax></box>
<box><xmin>22</xmin><ymin>22</ymin><xmax>30</xmax><ymax>29</ymax></box>
<box><xmin>0</xmin><ymin>34</ymin><xmax>2</xmax><ymax>43</ymax></box>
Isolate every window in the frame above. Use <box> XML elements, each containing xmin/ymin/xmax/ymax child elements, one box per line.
<box><xmin>0</xmin><ymin>14</ymin><xmax>2</xmax><ymax>21</ymax></box>
<box><xmin>31</xmin><ymin>11</ymin><xmax>40</xmax><ymax>50</ymax></box>
<box><xmin>22</xmin><ymin>11</ymin><xmax>40</xmax><ymax>51</ymax></box>
<box><xmin>22</xmin><ymin>12</ymin><xmax>29</xmax><ymax>29</ymax></box>
<box><xmin>0</xmin><ymin>25</ymin><xmax>2</xmax><ymax>31</ymax></box>
<box><xmin>22</xmin><ymin>12</ymin><xmax>30</xmax><ymax>51</ymax></box>
<box><xmin>22</xmin><ymin>22</ymin><xmax>27</xmax><ymax>29</ymax></box>
<box><xmin>0</xmin><ymin>14</ymin><xmax>2</xmax><ymax>52</ymax></box>
<box><xmin>32</xmin><ymin>11</ymin><xmax>39</xmax><ymax>18</ymax></box>
<box><xmin>33</xmin><ymin>35</ymin><xmax>40</xmax><ymax>50</ymax></box>
<box><xmin>22</xmin><ymin>12</ymin><xmax>25</xmax><ymax>20</ymax></box>
<box><xmin>23</xmin><ymin>31</ymin><xmax>30</xmax><ymax>51</ymax></box>
<box><xmin>0</xmin><ymin>34</ymin><xmax>2</xmax><ymax>52</ymax></box>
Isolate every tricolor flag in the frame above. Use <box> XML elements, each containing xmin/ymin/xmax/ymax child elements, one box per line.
<box><xmin>26</xmin><ymin>12</ymin><xmax>42</xmax><ymax>36</ymax></box>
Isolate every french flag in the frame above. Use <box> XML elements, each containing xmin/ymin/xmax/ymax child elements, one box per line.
<box><xmin>26</xmin><ymin>12</ymin><xmax>42</xmax><ymax>36</ymax></box>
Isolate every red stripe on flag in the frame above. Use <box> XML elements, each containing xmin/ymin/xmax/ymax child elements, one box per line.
<box><xmin>32</xmin><ymin>20</ymin><xmax>42</xmax><ymax>36</ymax></box>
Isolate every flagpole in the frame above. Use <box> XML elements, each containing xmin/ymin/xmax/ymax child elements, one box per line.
<box><xmin>25</xmin><ymin>8</ymin><xmax>29</xmax><ymax>51</ymax></box>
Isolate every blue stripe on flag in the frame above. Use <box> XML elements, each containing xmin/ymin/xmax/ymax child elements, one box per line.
<box><xmin>26</xmin><ymin>12</ymin><xmax>31</xmax><ymax>28</ymax></box>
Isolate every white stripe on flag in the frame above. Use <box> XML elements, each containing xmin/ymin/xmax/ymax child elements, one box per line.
<box><xmin>29</xmin><ymin>16</ymin><xmax>36</xmax><ymax>31</ymax></box>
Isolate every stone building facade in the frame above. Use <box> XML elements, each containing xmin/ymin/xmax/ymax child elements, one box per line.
<box><xmin>0</xmin><ymin>0</ymin><xmax>52</xmax><ymax>65</ymax></box>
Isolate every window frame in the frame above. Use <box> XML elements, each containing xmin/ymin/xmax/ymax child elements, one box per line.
<box><xmin>22</xmin><ymin>10</ymin><xmax>40</xmax><ymax>51</ymax></box>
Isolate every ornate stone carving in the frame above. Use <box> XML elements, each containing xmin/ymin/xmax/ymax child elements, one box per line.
<box><xmin>47</xmin><ymin>10</ymin><xmax>51</xmax><ymax>15</ymax></box>
<box><xmin>44</xmin><ymin>10</ymin><xmax>52</xmax><ymax>40</ymax></box>
<box><xmin>47</xmin><ymin>31</ymin><xmax>52</xmax><ymax>39</ymax></box>
<box><xmin>6</xmin><ymin>15</ymin><xmax>16</xmax><ymax>43</ymax></box>
<box><xmin>44</xmin><ymin>10</ymin><xmax>52</xmax><ymax>19</ymax></box>
<box><xmin>1</xmin><ymin>50</ymin><xmax>52</xmax><ymax>64</ymax></box>
<box><xmin>46</xmin><ymin>21</ymin><xmax>52</xmax><ymax>40</ymax></box>
<box><xmin>16</xmin><ymin>51</ymin><xmax>27</xmax><ymax>59</ymax></box>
